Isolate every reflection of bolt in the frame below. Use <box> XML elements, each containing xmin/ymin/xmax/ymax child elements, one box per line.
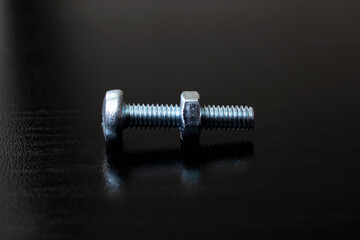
<box><xmin>181</xmin><ymin>168</ymin><xmax>201</xmax><ymax>186</ymax></box>
<box><xmin>102</xmin><ymin>89</ymin><xmax>254</xmax><ymax>142</ymax></box>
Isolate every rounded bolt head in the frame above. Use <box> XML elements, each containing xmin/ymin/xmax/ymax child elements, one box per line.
<box><xmin>180</xmin><ymin>91</ymin><xmax>201</xmax><ymax>141</ymax></box>
<box><xmin>102</xmin><ymin>89</ymin><xmax>124</xmax><ymax>142</ymax></box>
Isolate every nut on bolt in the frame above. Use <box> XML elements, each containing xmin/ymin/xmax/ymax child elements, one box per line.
<box><xmin>180</xmin><ymin>91</ymin><xmax>201</xmax><ymax>141</ymax></box>
<box><xmin>102</xmin><ymin>89</ymin><xmax>254</xmax><ymax>142</ymax></box>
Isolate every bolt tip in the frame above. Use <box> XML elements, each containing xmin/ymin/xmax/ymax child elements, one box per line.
<box><xmin>249</xmin><ymin>106</ymin><xmax>255</xmax><ymax>129</ymax></box>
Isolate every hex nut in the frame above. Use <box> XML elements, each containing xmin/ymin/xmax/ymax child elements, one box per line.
<box><xmin>179</xmin><ymin>91</ymin><xmax>201</xmax><ymax>141</ymax></box>
<box><xmin>102</xmin><ymin>89</ymin><xmax>124</xmax><ymax>142</ymax></box>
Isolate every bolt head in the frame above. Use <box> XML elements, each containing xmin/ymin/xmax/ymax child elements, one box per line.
<box><xmin>180</xmin><ymin>91</ymin><xmax>201</xmax><ymax>141</ymax></box>
<box><xmin>102</xmin><ymin>89</ymin><xmax>124</xmax><ymax>142</ymax></box>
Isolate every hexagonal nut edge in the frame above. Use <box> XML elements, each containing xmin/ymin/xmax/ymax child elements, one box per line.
<box><xmin>180</xmin><ymin>91</ymin><xmax>201</xmax><ymax>141</ymax></box>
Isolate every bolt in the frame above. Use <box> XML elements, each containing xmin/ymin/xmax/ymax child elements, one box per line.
<box><xmin>102</xmin><ymin>89</ymin><xmax>254</xmax><ymax>142</ymax></box>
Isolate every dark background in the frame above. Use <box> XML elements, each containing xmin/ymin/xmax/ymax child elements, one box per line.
<box><xmin>1</xmin><ymin>0</ymin><xmax>360</xmax><ymax>239</ymax></box>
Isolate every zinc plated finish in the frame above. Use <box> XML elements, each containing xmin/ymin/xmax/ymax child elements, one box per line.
<box><xmin>102</xmin><ymin>89</ymin><xmax>254</xmax><ymax>142</ymax></box>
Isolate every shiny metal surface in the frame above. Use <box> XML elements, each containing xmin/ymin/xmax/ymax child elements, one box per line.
<box><xmin>102</xmin><ymin>89</ymin><xmax>124</xmax><ymax>141</ymax></box>
<box><xmin>124</xmin><ymin>103</ymin><xmax>181</xmax><ymax>128</ymax></box>
<box><xmin>2</xmin><ymin>0</ymin><xmax>360</xmax><ymax>238</ymax></box>
<box><xmin>102</xmin><ymin>90</ymin><xmax>255</xmax><ymax>141</ymax></box>
<box><xmin>180</xmin><ymin>91</ymin><xmax>202</xmax><ymax>141</ymax></box>
<box><xmin>201</xmin><ymin>105</ymin><xmax>254</xmax><ymax>129</ymax></box>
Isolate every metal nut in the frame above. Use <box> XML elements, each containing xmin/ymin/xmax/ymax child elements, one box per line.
<box><xmin>179</xmin><ymin>91</ymin><xmax>201</xmax><ymax>141</ymax></box>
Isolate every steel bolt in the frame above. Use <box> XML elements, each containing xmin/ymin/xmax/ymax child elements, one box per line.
<box><xmin>102</xmin><ymin>89</ymin><xmax>254</xmax><ymax>142</ymax></box>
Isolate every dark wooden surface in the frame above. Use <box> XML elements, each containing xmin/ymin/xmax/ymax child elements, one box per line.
<box><xmin>1</xmin><ymin>1</ymin><xmax>360</xmax><ymax>239</ymax></box>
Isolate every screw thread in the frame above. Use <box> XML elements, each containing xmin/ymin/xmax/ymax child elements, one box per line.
<box><xmin>124</xmin><ymin>104</ymin><xmax>181</xmax><ymax>128</ymax></box>
<box><xmin>123</xmin><ymin>103</ymin><xmax>254</xmax><ymax>130</ymax></box>
<box><xmin>201</xmin><ymin>105</ymin><xmax>254</xmax><ymax>129</ymax></box>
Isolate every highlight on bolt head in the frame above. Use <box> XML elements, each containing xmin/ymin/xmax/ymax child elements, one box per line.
<box><xmin>102</xmin><ymin>89</ymin><xmax>124</xmax><ymax>142</ymax></box>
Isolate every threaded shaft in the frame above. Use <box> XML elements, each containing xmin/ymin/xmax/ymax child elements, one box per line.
<box><xmin>123</xmin><ymin>103</ymin><xmax>254</xmax><ymax>130</ymax></box>
<box><xmin>123</xmin><ymin>104</ymin><xmax>181</xmax><ymax>128</ymax></box>
<box><xmin>201</xmin><ymin>105</ymin><xmax>254</xmax><ymax>129</ymax></box>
